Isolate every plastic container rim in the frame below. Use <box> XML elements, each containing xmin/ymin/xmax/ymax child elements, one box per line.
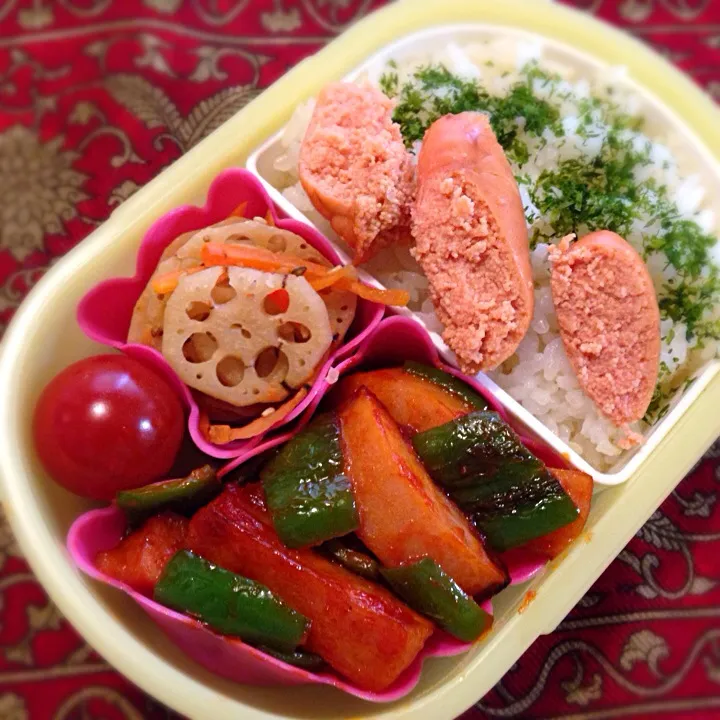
<box><xmin>1</xmin><ymin>1</ymin><xmax>720</xmax><ymax>719</ymax></box>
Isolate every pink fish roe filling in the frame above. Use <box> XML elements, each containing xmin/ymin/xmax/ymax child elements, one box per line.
<box><xmin>549</xmin><ymin>238</ymin><xmax>660</xmax><ymax>427</ymax></box>
<box><xmin>300</xmin><ymin>83</ymin><xmax>414</xmax><ymax>261</ymax></box>
<box><xmin>412</xmin><ymin>172</ymin><xmax>530</xmax><ymax>373</ymax></box>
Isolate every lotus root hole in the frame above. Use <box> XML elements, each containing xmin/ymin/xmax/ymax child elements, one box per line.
<box><xmin>254</xmin><ymin>346</ymin><xmax>289</xmax><ymax>382</ymax></box>
<box><xmin>216</xmin><ymin>356</ymin><xmax>246</xmax><ymax>387</ymax></box>
<box><xmin>267</xmin><ymin>234</ymin><xmax>287</xmax><ymax>253</ymax></box>
<box><xmin>231</xmin><ymin>323</ymin><xmax>252</xmax><ymax>339</ymax></box>
<box><xmin>278</xmin><ymin>321</ymin><xmax>311</xmax><ymax>344</ymax></box>
<box><xmin>263</xmin><ymin>289</ymin><xmax>290</xmax><ymax>316</ymax></box>
<box><xmin>182</xmin><ymin>332</ymin><xmax>218</xmax><ymax>363</ymax></box>
<box><xmin>186</xmin><ymin>301</ymin><xmax>212</xmax><ymax>322</ymax></box>
<box><xmin>340</xmin><ymin>305</ymin><xmax>349</xmax><ymax>311</ymax></box>
<box><xmin>211</xmin><ymin>274</ymin><xmax>237</xmax><ymax>305</ymax></box>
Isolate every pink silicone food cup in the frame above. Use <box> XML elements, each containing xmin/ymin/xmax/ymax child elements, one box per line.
<box><xmin>68</xmin><ymin>316</ymin><xmax>557</xmax><ymax>702</ymax></box>
<box><xmin>77</xmin><ymin>168</ymin><xmax>383</xmax><ymax>460</ymax></box>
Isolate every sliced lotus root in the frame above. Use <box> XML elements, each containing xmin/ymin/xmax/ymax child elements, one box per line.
<box><xmin>128</xmin><ymin>287</ymin><xmax>162</xmax><ymax>350</ymax></box>
<box><xmin>177</xmin><ymin>219</ymin><xmax>329</xmax><ymax>263</ymax></box>
<box><xmin>128</xmin><ymin>257</ymin><xmax>181</xmax><ymax>350</ymax></box>
<box><xmin>177</xmin><ymin>220</ymin><xmax>357</xmax><ymax>341</ymax></box>
<box><xmin>320</xmin><ymin>287</ymin><xmax>357</xmax><ymax>344</ymax></box>
<box><xmin>128</xmin><ymin>254</ymin><xmax>198</xmax><ymax>351</ymax></box>
<box><xmin>129</xmin><ymin>217</ymin><xmax>357</xmax><ymax>353</ymax></box>
<box><xmin>128</xmin><ymin>220</ymin><xmax>247</xmax><ymax>349</ymax></box>
<box><xmin>159</xmin><ymin>229</ymin><xmax>198</xmax><ymax>263</ymax></box>
<box><xmin>162</xmin><ymin>266</ymin><xmax>333</xmax><ymax>406</ymax></box>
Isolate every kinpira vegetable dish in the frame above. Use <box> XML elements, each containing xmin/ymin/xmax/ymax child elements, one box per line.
<box><xmin>275</xmin><ymin>39</ymin><xmax>720</xmax><ymax>471</ymax></box>
<box><xmin>125</xmin><ymin>207</ymin><xmax>405</xmax><ymax>444</ymax></box>
<box><xmin>62</xmin><ymin>361</ymin><xmax>592</xmax><ymax>693</ymax></box>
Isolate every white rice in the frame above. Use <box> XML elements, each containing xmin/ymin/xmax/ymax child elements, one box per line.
<box><xmin>271</xmin><ymin>40</ymin><xmax>719</xmax><ymax>472</ymax></box>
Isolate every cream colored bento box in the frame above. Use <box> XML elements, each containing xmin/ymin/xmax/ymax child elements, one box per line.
<box><xmin>1</xmin><ymin>1</ymin><xmax>719</xmax><ymax>719</ymax></box>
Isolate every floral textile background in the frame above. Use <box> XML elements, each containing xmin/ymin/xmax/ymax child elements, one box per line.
<box><xmin>1</xmin><ymin>1</ymin><xmax>720</xmax><ymax>718</ymax></box>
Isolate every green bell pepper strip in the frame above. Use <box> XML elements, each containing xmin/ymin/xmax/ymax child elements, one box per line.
<box><xmin>261</xmin><ymin>413</ymin><xmax>358</xmax><ymax>548</ymax></box>
<box><xmin>321</xmin><ymin>539</ymin><xmax>381</xmax><ymax>581</ymax></box>
<box><xmin>412</xmin><ymin>411</ymin><xmax>535</xmax><ymax>487</ymax></box>
<box><xmin>154</xmin><ymin>550</ymin><xmax>310</xmax><ymax>652</ymax></box>
<box><xmin>452</xmin><ymin>461</ymin><xmax>579</xmax><ymax>551</ymax></box>
<box><xmin>403</xmin><ymin>361</ymin><xmax>489</xmax><ymax>411</ymax></box>
<box><xmin>116</xmin><ymin>465</ymin><xmax>220</xmax><ymax>523</ymax></box>
<box><xmin>381</xmin><ymin>558</ymin><xmax>492</xmax><ymax>642</ymax></box>
<box><xmin>413</xmin><ymin>412</ymin><xmax>579</xmax><ymax>551</ymax></box>
<box><xmin>256</xmin><ymin>646</ymin><xmax>325</xmax><ymax>670</ymax></box>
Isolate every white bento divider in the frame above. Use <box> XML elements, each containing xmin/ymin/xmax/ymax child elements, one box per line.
<box><xmin>246</xmin><ymin>23</ymin><xmax>720</xmax><ymax>486</ymax></box>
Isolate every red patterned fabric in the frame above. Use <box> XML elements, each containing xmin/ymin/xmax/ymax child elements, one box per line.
<box><xmin>1</xmin><ymin>1</ymin><xmax>719</xmax><ymax>718</ymax></box>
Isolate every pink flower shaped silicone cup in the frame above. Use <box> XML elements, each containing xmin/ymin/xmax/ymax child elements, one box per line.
<box><xmin>67</xmin><ymin>316</ymin><xmax>568</xmax><ymax>701</ymax></box>
<box><xmin>76</xmin><ymin>168</ymin><xmax>383</xmax><ymax>460</ymax></box>
<box><xmin>68</xmin><ymin>505</ymin><xmax>481</xmax><ymax>702</ymax></box>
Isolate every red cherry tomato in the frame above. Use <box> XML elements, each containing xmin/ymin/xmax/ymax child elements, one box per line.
<box><xmin>33</xmin><ymin>354</ymin><xmax>185</xmax><ymax>500</ymax></box>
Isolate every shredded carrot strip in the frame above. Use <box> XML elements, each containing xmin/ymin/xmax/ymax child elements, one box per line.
<box><xmin>206</xmin><ymin>388</ymin><xmax>308</xmax><ymax>443</ymax></box>
<box><xmin>265</xmin><ymin>209</ymin><xmax>276</xmax><ymax>227</ymax></box>
<box><xmin>153</xmin><ymin>250</ymin><xmax>404</xmax><ymax>307</ymax></box>
<box><xmin>229</xmin><ymin>201</ymin><xmax>248</xmax><ymax>218</ymax></box>
<box><xmin>198</xmin><ymin>410</ymin><xmax>212</xmax><ymax>441</ymax></box>
<box><xmin>309</xmin><ymin>264</ymin><xmax>357</xmax><ymax>291</ymax></box>
<box><xmin>151</xmin><ymin>265</ymin><xmax>207</xmax><ymax>295</ymax></box>
<box><xmin>200</xmin><ymin>242</ymin><xmax>329</xmax><ymax>279</ymax></box>
<box><xmin>336</xmin><ymin>278</ymin><xmax>410</xmax><ymax>307</ymax></box>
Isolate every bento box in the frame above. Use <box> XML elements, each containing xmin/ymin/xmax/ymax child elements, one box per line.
<box><xmin>1</xmin><ymin>1</ymin><xmax>720</xmax><ymax>719</ymax></box>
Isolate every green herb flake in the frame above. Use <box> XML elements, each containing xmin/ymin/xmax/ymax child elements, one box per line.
<box><xmin>659</xmin><ymin>274</ymin><xmax>720</xmax><ymax>342</ymax></box>
<box><xmin>387</xmin><ymin>62</ymin><xmax>561</xmax><ymax>150</ymax></box>
<box><xmin>529</xmin><ymin>130</ymin><xmax>653</xmax><ymax>242</ymax></box>
<box><xmin>379</xmin><ymin>70</ymin><xmax>399</xmax><ymax>98</ymax></box>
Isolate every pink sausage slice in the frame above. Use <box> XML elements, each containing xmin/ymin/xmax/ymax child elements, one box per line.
<box><xmin>549</xmin><ymin>230</ymin><xmax>661</xmax><ymax>426</ymax></box>
<box><xmin>412</xmin><ymin>112</ymin><xmax>534</xmax><ymax>373</ymax></box>
<box><xmin>299</xmin><ymin>82</ymin><xmax>414</xmax><ymax>264</ymax></box>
